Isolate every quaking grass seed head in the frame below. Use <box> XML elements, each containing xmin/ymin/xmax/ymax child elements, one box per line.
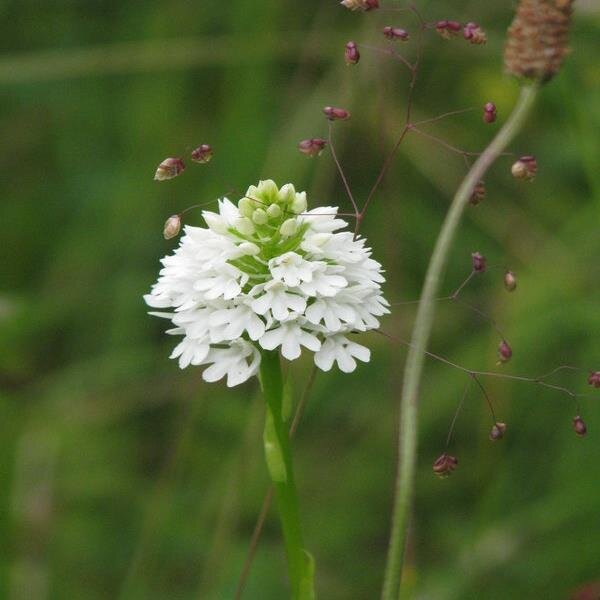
<box><xmin>154</xmin><ymin>157</ymin><xmax>185</xmax><ymax>181</ymax></box>
<box><xmin>504</xmin><ymin>270</ymin><xmax>517</xmax><ymax>292</ymax></box>
<box><xmin>432</xmin><ymin>454</ymin><xmax>458</xmax><ymax>478</ymax></box>
<box><xmin>572</xmin><ymin>416</ymin><xmax>587</xmax><ymax>437</ymax></box>
<box><xmin>345</xmin><ymin>41</ymin><xmax>360</xmax><ymax>65</ymax></box>
<box><xmin>298</xmin><ymin>138</ymin><xmax>327</xmax><ymax>157</ymax></box>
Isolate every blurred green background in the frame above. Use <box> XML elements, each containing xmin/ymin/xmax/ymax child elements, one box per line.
<box><xmin>1</xmin><ymin>1</ymin><xmax>599</xmax><ymax>599</ymax></box>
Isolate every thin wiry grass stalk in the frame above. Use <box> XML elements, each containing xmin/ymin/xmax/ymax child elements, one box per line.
<box><xmin>381</xmin><ymin>82</ymin><xmax>540</xmax><ymax>600</ymax></box>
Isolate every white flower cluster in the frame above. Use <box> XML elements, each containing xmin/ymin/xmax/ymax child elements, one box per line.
<box><xmin>145</xmin><ymin>180</ymin><xmax>389</xmax><ymax>386</ymax></box>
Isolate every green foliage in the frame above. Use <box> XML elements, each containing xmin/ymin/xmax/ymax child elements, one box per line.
<box><xmin>1</xmin><ymin>1</ymin><xmax>599</xmax><ymax>599</ymax></box>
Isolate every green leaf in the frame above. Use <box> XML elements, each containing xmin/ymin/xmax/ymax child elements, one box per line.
<box><xmin>298</xmin><ymin>550</ymin><xmax>316</xmax><ymax>600</ymax></box>
<box><xmin>263</xmin><ymin>410</ymin><xmax>287</xmax><ymax>483</ymax></box>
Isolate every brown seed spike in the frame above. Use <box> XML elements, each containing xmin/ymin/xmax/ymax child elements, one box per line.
<box><xmin>504</xmin><ymin>0</ymin><xmax>574</xmax><ymax>82</ymax></box>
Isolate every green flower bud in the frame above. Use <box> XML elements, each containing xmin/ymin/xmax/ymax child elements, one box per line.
<box><xmin>238</xmin><ymin>197</ymin><xmax>255</xmax><ymax>218</ymax></box>
<box><xmin>255</xmin><ymin>179</ymin><xmax>279</xmax><ymax>203</ymax></box>
<box><xmin>267</xmin><ymin>203</ymin><xmax>282</xmax><ymax>219</ymax></box>
<box><xmin>280</xmin><ymin>218</ymin><xmax>298</xmax><ymax>237</ymax></box>
<box><xmin>291</xmin><ymin>192</ymin><xmax>307</xmax><ymax>214</ymax></box>
<box><xmin>278</xmin><ymin>183</ymin><xmax>296</xmax><ymax>205</ymax></box>
<box><xmin>238</xmin><ymin>241</ymin><xmax>260</xmax><ymax>255</ymax></box>
<box><xmin>252</xmin><ymin>208</ymin><xmax>268</xmax><ymax>225</ymax></box>
<box><xmin>235</xmin><ymin>216</ymin><xmax>255</xmax><ymax>236</ymax></box>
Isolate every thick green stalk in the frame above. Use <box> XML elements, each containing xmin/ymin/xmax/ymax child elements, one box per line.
<box><xmin>381</xmin><ymin>83</ymin><xmax>540</xmax><ymax>600</ymax></box>
<box><xmin>260</xmin><ymin>350</ymin><xmax>310</xmax><ymax>599</ymax></box>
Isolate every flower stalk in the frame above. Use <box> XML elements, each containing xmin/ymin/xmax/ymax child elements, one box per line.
<box><xmin>381</xmin><ymin>82</ymin><xmax>539</xmax><ymax>600</ymax></box>
<box><xmin>260</xmin><ymin>350</ymin><xmax>314</xmax><ymax>599</ymax></box>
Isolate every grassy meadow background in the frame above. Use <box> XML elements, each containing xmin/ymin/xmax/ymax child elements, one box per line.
<box><xmin>1</xmin><ymin>1</ymin><xmax>599</xmax><ymax>598</ymax></box>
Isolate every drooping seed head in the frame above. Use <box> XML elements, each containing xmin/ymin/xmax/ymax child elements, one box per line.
<box><xmin>298</xmin><ymin>138</ymin><xmax>327</xmax><ymax>157</ymax></box>
<box><xmin>191</xmin><ymin>144</ymin><xmax>213</xmax><ymax>163</ymax></box>
<box><xmin>588</xmin><ymin>371</ymin><xmax>600</xmax><ymax>388</ymax></box>
<box><xmin>572</xmin><ymin>416</ymin><xmax>587</xmax><ymax>437</ymax></box>
<box><xmin>345</xmin><ymin>41</ymin><xmax>360</xmax><ymax>65</ymax></box>
<box><xmin>498</xmin><ymin>340</ymin><xmax>513</xmax><ymax>363</ymax></box>
<box><xmin>511</xmin><ymin>155</ymin><xmax>537</xmax><ymax>180</ymax></box>
<box><xmin>483</xmin><ymin>102</ymin><xmax>497</xmax><ymax>123</ymax></box>
<box><xmin>504</xmin><ymin>270</ymin><xmax>517</xmax><ymax>292</ymax></box>
<box><xmin>472</xmin><ymin>252</ymin><xmax>487</xmax><ymax>273</ymax></box>
<box><xmin>432</xmin><ymin>453</ymin><xmax>459</xmax><ymax>478</ymax></box>
<box><xmin>469</xmin><ymin>181</ymin><xmax>486</xmax><ymax>206</ymax></box>
<box><xmin>435</xmin><ymin>20</ymin><xmax>449</xmax><ymax>36</ymax></box>
<box><xmin>382</xmin><ymin>26</ymin><xmax>409</xmax><ymax>41</ymax></box>
<box><xmin>340</xmin><ymin>0</ymin><xmax>379</xmax><ymax>11</ymax></box>
<box><xmin>154</xmin><ymin>157</ymin><xmax>185</xmax><ymax>181</ymax></box>
<box><xmin>489</xmin><ymin>422</ymin><xmax>507</xmax><ymax>440</ymax></box>
<box><xmin>463</xmin><ymin>22</ymin><xmax>487</xmax><ymax>44</ymax></box>
<box><xmin>163</xmin><ymin>215</ymin><xmax>182</xmax><ymax>239</ymax></box>
<box><xmin>323</xmin><ymin>106</ymin><xmax>351</xmax><ymax>121</ymax></box>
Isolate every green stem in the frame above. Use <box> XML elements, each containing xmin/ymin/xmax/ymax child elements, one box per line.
<box><xmin>381</xmin><ymin>82</ymin><xmax>540</xmax><ymax>600</ymax></box>
<box><xmin>259</xmin><ymin>350</ymin><xmax>309</xmax><ymax>599</ymax></box>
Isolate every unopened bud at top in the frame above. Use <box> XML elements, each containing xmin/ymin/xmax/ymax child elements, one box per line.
<box><xmin>463</xmin><ymin>22</ymin><xmax>487</xmax><ymax>44</ymax></box>
<box><xmin>154</xmin><ymin>157</ymin><xmax>185</xmax><ymax>181</ymax></box>
<box><xmin>489</xmin><ymin>422</ymin><xmax>507</xmax><ymax>441</ymax></box>
<box><xmin>469</xmin><ymin>181</ymin><xmax>486</xmax><ymax>206</ymax></box>
<box><xmin>511</xmin><ymin>155</ymin><xmax>537</xmax><ymax>180</ymax></box>
<box><xmin>472</xmin><ymin>252</ymin><xmax>486</xmax><ymax>273</ymax></box>
<box><xmin>323</xmin><ymin>106</ymin><xmax>351</xmax><ymax>121</ymax></box>
<box><xmin>483</xmin><ymin>102</ymin><xmax>497</xmax><ymax>123</ymax></box>
<box><xmin>588</xmin><ymin>371</ymin><xmax>600</xmax><ymax>388</ymax></box>
<box><xmin>298</xmin><ymin>138</ymin><xmax>327</xmax><ymax>157</ymax></box>
<box><xmin>163</xmin><ymin>215</ymin><xmax>181</xmax><ymax>240</ymax></box>
<box><xmin>345</xmin><ymin>41</ymin><xmax>360</xmax><ymax>65</ymax></box>
<box><xmin>383</xmin><ymin>26</ymin><xmax>409</xmax><ymax>41</ymax></box>
<box><xmin>572</xmin><ymin>415</ymin><xmax>587</xmax><ymax>437</ymax></box>
<box><xmin>340</xmin><ymin>0</ymin><xmax>379</xmax><ymax>11</ymax></box>
<box><xmin>504</xmin><ymin>270</ymin><xmax>517</xmax><ymax>292</ymax></box>
<box><xmin>498</xmin><ymin>340</ymin><xmax>513</xmax><ymax>363</ymax></box>
<box><xmin>432</xmin><ymin>453</ymin><xmax>458</xmax><ymax>478</ymax></box>
<box><xmin>191</xmin><ymin>144</ymin><xmax>213</xmax><ymax>163</ymax></box>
